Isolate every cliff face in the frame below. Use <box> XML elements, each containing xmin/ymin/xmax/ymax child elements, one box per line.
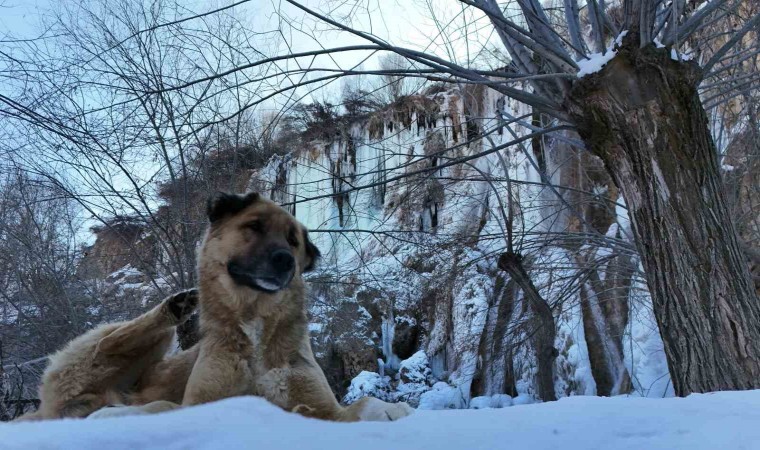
<box><xmin>250</xmin><ymin>86</ymin><xmax>673</xmax><ymax>405</ymax></box>
<box><xmin>78</xmin><ymin>219</ymin><xmax>158</xmax><ymax>280</ymax></box>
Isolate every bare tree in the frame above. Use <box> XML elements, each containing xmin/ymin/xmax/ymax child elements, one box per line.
<box><xmin>0</xmin><ymin>170</ymin><xmax>95</xmax><ymax>418</ymax></box>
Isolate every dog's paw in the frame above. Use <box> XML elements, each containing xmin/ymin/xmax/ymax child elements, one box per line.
<box><xmin>354</xmin><ymin>397</ymin><xmax>415</xmax><ymax>422</ymax></box>
<box><xmin>87</xmin><ymin>401</ymin><xmax>180</xmax><ymax>419</ymax></box>
<box><xmin>87</xmin><ymin>405</ymin><xmax>149</xmax><ymax>419</ymax></box>
<box><xmin>164</xmin><ymin>288</ymin><xmax>199</xmax><ymax>323</ymax></box>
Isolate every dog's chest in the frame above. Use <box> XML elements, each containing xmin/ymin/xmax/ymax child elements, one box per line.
<box><xmin>240</xmin><ymin>318</ymin><xmax>266</xmax><ymax>371</ymax></box>
<box><xmin>239</xmin><ymin>319</ymin><xmax>291</xmax><ymax>408</ymax></box>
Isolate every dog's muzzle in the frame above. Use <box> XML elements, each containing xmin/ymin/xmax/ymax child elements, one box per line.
<box><xmin>227</xmin><ymin>248</ymin><xmax>296</xmax><ymax>293</ymax></box>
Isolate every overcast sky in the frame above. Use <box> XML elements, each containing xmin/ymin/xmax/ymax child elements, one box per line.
<box><xmin>1</xmin><ymin>0</ymin><xmax>494</xmax><ymax>70</ymax></box>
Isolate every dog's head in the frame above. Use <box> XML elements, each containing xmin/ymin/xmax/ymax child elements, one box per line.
<box><xmin>200</xmin><ymin>192</ymin><xmax>320</xmax><ymax>294</ymax></box>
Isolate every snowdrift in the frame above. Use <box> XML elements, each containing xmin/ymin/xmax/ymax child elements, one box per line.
<box><xmin>3</xmin><ymin>390</ymin><xmax>760</xmax><ymax>450</ymax></box>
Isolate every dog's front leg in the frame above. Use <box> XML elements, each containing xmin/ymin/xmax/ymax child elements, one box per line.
<box><xmin>341</xmin><ymin>397</ymin><xmax>415</xmax><ymax>422</ymax></box>
<box><xmin>182</xmin><ymin>341</ymin><xmax>252</xmax><ymax>406</ymax></box>
<box><xmin>94</xmin><ymin>289</ymin><xmax>198</xmax><ymax>357</ymax></box>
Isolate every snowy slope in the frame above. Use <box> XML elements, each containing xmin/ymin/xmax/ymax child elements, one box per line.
<box><xmin>3</xmin><ymin>391</ymin><xmax>760</xmax><ymax>450</ymax></box>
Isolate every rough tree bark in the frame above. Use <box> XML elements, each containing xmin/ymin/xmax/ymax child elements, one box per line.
<box><xmin>498</xmin><ymin>252</ymin><xmax>557</xmax><ymax>401</ymax></box>
<box><xmin>567</xmin><ymin>38</ymin><xmax>760</xmax><ymax>396</ymax></box>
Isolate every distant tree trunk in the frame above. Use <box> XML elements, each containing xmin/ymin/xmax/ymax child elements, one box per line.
<box><xmin>498</xmin><ymin>252</ymin><xmax>557</xmax><ymax>401</ymax></box>
<box><xmin>471</xmin><ymin>276</ymin><xmax>518</xmax><ymax>398</ymax></box>
<box><xmin>577</xmin><ymin>255</ymin><xmax>633</xmax><ymax>396</ymax></box>
<box><xmin>567</xmin><ymin>40</ymin><xmax>760</xmax><ymax>396</ymax></box>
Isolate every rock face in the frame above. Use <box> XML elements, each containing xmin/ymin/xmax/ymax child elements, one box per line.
<box><xmin>250</xmin><ymin>85</ymin><xmax>674</xmax><ymax>405</ymax></box>
<box><xmin>78</xmin><ymin>218</ymin><xmax>158</xmax><ymax>280</ymax></box>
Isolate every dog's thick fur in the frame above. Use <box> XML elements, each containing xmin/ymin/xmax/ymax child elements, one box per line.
<box><xmin>14</xmin><ymin>289</ymin><xmax>198</xmax><ymax>421</ymax></box>
<box><xmin>181</xmin><ymin>192</ymin><xmax>413</xmax><ymax>421</ymax></box>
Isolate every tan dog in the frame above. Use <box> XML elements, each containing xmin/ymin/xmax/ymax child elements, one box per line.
<box><xmin>181</xmin><ymin>192</ymin><xmax>413</xmax><ymax>421</ymax></box>
<box><xmin>14</xmin><ymin>289</ymin><xmax>198</xmax><ymax>421</ymax></box>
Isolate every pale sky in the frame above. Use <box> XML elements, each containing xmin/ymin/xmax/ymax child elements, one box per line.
<box><xmin>1</xmin><ymin>0</ymin><xmax>496</xmax><ymax>71</ymax></box>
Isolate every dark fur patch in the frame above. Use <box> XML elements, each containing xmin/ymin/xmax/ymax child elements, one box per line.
<box><xmin>302</xmin><ymin>229</ymin><xmax>321</xmax><ymax>272</ymax></box>
<box><xmin>207</xmin><ymin>192</ymin><xmax>259</xmax><ymax>223</ymax></box>
<box><xmin>60</xmin><ymin>396</ymin><xmax>103</xmax><ymax>418</ymax></box>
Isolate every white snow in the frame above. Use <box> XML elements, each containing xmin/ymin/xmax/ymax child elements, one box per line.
<box><xmin>670</xmin><ymin>48</ymin><xmax>695</xmax><ymax>62</ymax></box>
<box><xmin>577</xmin><ymin>31</ymin><xmax>629</xmax><ymax>77</ymax></box>
<box><xmin>577</xmin><ymin>52</ymin><xmax>617</xmax><ymax>77</ymax></box>
<box><xmin>4</xmin><ymin>391</ymin><xmax>760</xmax><ymax>449</ymax></box>
<box><xmin>107</xmin><ymin>264</ymin><xmax>143</xmax><ymax>280</ymax></box>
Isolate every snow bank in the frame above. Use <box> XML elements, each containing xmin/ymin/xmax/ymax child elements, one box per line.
<box><xmin>4</xmin><ymin>391</ymin><xmax>760</xmax><ymax>449</ymax></box>
<box><xmin>469</xmin><ymin>394</ymin><xmax>512</xmax><ymax>409</ymax></box>
<box><xmin>418</xmin><ymin>381</ymin><xmax>466</xmax><ymax>410</ymax></box>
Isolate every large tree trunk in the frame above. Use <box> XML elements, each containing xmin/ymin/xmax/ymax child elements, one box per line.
<box><xmin>567</xmin><ymin>40</ymin><xmax>760</xmax><ymax>396</ymax></box>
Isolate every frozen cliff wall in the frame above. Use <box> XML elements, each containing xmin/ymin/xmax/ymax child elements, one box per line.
<box><xmin>249</xmin><ymin>85</ymin><xmax>673</xmax><ymax>404</ymax></box>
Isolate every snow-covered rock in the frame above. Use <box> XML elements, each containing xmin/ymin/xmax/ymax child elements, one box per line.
<box><xmin>343</xmin><ymin>371</ymin><xmax>391</xmax><ymax>404</ymax></box>
<box><xmin>512</xmin><ymin>394</ymin><xmax>536</xmax><ymax>406</ymax></box>
<box><xmin>468</xmin><ymin>396</ymin><xmax>492</xmax><ymax>409</ymax></box>
<box><xmin>395</xmin><ymin>351</ymin><xmax>433</xmax><ymax>406</ymax></box>
<box><xmin>398</xmin><ymin>351</ymin><xmax>431</xmax><ymax>384</ymax></box>
<box><xmin>489</xmin><ymin>394</ymin><xmax>513</xmax><ymax>408</ymax></box>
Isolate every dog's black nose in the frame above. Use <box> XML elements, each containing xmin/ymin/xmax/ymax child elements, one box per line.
<box><xmin>270</xmin><ymin>249</ymin><xmax>295</xmax><ymax>273</ymax></box>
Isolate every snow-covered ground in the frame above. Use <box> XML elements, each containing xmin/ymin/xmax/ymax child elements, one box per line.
<box><xmin>3</xmin><ymin>391</ymin><xmax>760</xmax><ymax>450</ymax></box>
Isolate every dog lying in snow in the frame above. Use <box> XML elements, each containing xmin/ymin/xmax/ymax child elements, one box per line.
<box><xmin>175</xmin><ymin>191</ymin><xmax>413</xmax><ymax>421</ymax></box>
<box><xmin>19</xmin><ymin>192</ymin><xmax>413</xmax><ymax>423</ymax></box>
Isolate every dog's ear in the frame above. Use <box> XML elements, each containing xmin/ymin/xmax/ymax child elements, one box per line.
<box><xmin>302</xmin><ymin>228</ymin><xmax>321</xmax><ymax>273</ymax></box>
<box><xmin>206</xmin><ymin>192</ymin><xmax>259</xmax><ymax>223</ymax></box>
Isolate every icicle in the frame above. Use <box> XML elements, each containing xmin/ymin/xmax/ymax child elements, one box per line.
<box><xmin>381</xmin><ymin>312</ymin><xmax>401</xmax><ymax>372</ymax></box>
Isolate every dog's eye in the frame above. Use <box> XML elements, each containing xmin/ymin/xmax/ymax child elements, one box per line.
<box><xmin>244</xmin><ymin>220</ymin><xmax>264</xmax><ymax>233</ymax></box>
<box><xmin>287</xmin><ymin>229</ymin><xmax>299</xmax><ymax>247</ymax></box>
